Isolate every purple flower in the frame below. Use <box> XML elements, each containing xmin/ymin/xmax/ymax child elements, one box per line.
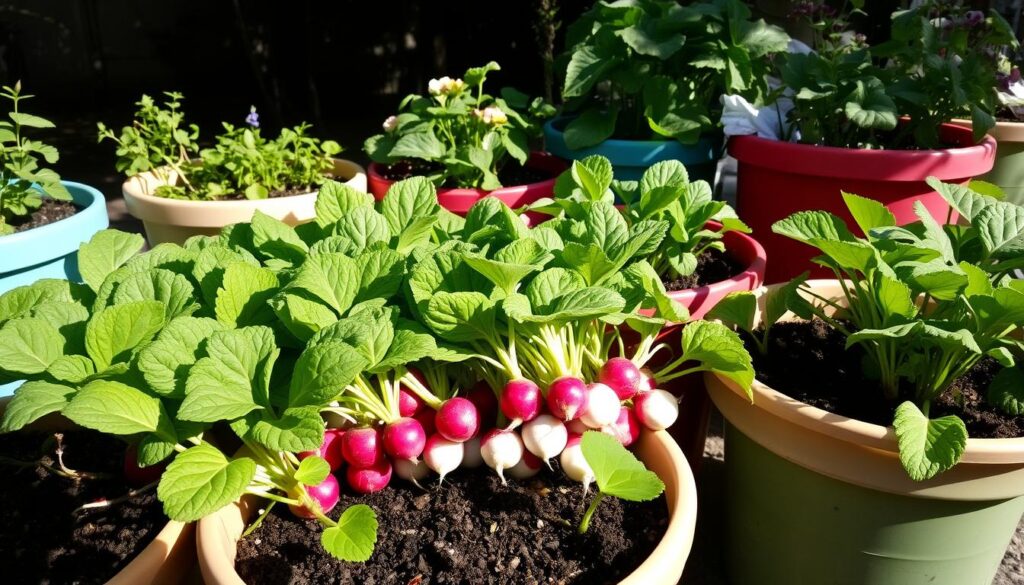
<box><xmin>962</xmin><ymin>10</ymin><xmax>984</xmax><ymax>28</ymax></box>
<box><xmin>245</xmin><ymin>106</ymin><xmax>260</xmax><ymax>128</ymax></box>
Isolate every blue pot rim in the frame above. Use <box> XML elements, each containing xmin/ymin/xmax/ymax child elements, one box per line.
<box><xmin>0</xmin><ymin>181</ymin><xmax>109</xmax><ymax>274</ymax></box>
<box><xmin>544</xmin><ymin>116</ymin><xmax>723</xmax><ymax>167</ymax></box>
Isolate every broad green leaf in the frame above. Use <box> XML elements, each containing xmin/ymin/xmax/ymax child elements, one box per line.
<box><xmin>374</xmin><ymin>325</ymin><xmax>438</xmax><ymax>372</ymax></box>
<box><xmin>250</xmin><ymin>210</ymin><xmax>309</xmax><ymax>266</ymax></box>
<box><xmin>295</xmin><ymin>456</ymin><xmax>330</xmax><ymax>486</ymax></box>
<box><xmin>112</xmin><ymin>268</ymin><xmax>199</xmax><ymax>320</ymax></box>
<box><xmin>215</xmin><ymin>262</ymin><xmax>279</xmax><ymax>327</ymax></box>
<box><xmin>321</xmin><ymin>504</ymin><xmax>378</xmax><ymax>562</ymax></box>
<box><xmin>288</xmin><ymin>253</ymin><xmax>359</xmax><ymax>316</ymax></box>
<box><xmin>0</xmin><ymin>381</ymin><xmax>75</xmax><ymax>432</ymax></box>
<box><xmin>46</xmin><ymin>355</ymin><xmax>96</xmax><ymax>383</ymax></box>
<box><xmin>290</xmin><ymin>341</ymin><xmax>367</xmax><ymax>406</ymax></box>
<box><xmin>679</xmin><ymin>320</ymin><xmax>755</xmax><ymax>397</ymax></box>
<box><xmin>389</xmin><ymin>131</ymin><xmax>446</xmax><ymax>160</ymax></box>
<box><xmin>315</xmin><ymin>180</ymin><xmax>374</xmax><ymax>227</ymax></box>
<box><xmin>581</xmin><ymin>431</ymin><xmax>664</xmax><ymax>501</ymax></box>
<box><xmin>927</xmin><ymin>177</ymin><xmax>993</xmax><ymax>223</ymax></box>
<box><xmin>137</xmin><ymin>316</ymin><xmax>224</xmax><ymax>398</ymax></box>
<box><xmin>988</xmin><ymin>366</ymin><xmax>1024</xmax><ymax>416</ymax></box>
<box><xmin>974</xmin><ymin>202</ymin><xmax>1024</xmax><ymax>255</ymax></box>
<box><xmin>892</xmin><ymin>401</ymin><xmax>967</xmax><ymax>481</ymax></box>
<box><xmin>563</xmin><ymin>45</ymin><xmax>614</xmax><ymax>98</ymax></box>
<box><xmin>526</xmin><ymin>268</ymin><xmax>586</xmax><ymax>309</ymax></box>
<box><xmin>64</xmin><ymin>379</ymin><xmax>168</xmax><ymax>437</ymax></box>
<box><xmin>572</xmin><ymin>157</ymin><xmax>614</xmax><ymax>201</ymax></box>
<box><xmin>333</xmin><ymin>206</ymin><xmax>391</xmax><ymax>253</ymax></box>
<box><xmin>639</xmin><ymin>160</ymin><xmax>688</xmax><ymax>195</ymax></box>
<box><xmin>772</xmin><ymin>211</ymin><xmax>855</xmax><ymax>244</ymax></box>
<box><xmin>705</xmin><ymin>291</ymin><xmax>756</xmax><ymax>333</ymax></box>
<box><xmin>85</xmin><ymin>300</ymin><xmax>165</xmax><ymax>371</ymax></box>
<box><xmin>269</xmin><ymin>291</ymin><xmax>339</xmax><ymax>342</ymax></box>
<box><xmin>616</xmin><ymin>23</ymin><xmax>684</xmax><ymax>59</ymax></box>
<box><xmin>0</xmin><ymin>279</ymin><xmax>75</xmax><ymax>323</ymax></box>
<box><xmin>243</xmin><ymin>406</ymin><xmax>325</xmax><ymax>452</ymax></box>
<box><xmin>157</xmin><ymin>444</ymin><xmax>257</xmax><ymax>522</ymax></box>
<box><xmin>424</xmin><ymin>291</ymin><xmax>496</xmax><ymax>343</ymax></box>
<box><xmin>78</xmin><ymin>230</ymin><xmax>145</xmax><ymax>292</ymax></box>
<box><xmin>0</xmin><ymin>317</ymin><xmax>64</xmax><ymax>374</ymax></box>
<box><xmin>354</xmin><ymin>248</ymin><xmax>405</xmax><ymax>304</ymax></box>
<box><xmin>381</xmin><ymin>176</ymin><xmax>439</xmax><ymax>235</ymax></box>
<box><xmin>842</xmin><ymin>192</ymin><xmax>895</xmax><ymax>233</ymax></box>
<box><xmin>563</xmin><ymin>108</ymin><xmax>618</xmax><ymax>150</ymax></box>
<box><xmin>193</xmin><ymin>245</ymin><xmax>258</xmax><ymax>306</ymax></box>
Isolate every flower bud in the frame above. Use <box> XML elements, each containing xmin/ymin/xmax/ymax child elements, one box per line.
<box><xmin>382</xmin><ymin>115</ymin><xmax>399</xmax><ymax>132</ymax></box>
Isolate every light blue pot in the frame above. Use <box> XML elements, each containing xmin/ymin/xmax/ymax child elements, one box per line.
<box><xmin>543</xmin><ymin>117</ymin><xmax>724</xmax><ymax>182</ymax></box>
<box><xmin>0</xmin><ymin>181</ymin><xmax>109</xmax><ymax>396</ymax></box>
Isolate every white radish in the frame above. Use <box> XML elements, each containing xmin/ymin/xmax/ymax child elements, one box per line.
<box><xmin>424</xmin><ymin>434</ymin><xmax>464</xmax><ymax>483</ymax></box>
<box><xmin>507</xmin><ymin>450</ymin><xmax>543</xmax><ymax>480</ymax></box>
<box><xmin>633</xmin><ymin>389</ymin><xmax>679</xmax><ymax>431</ymax></box>
<box><xmin>394</xmin><ymin>458</ymin><xmax>431</xmax><ymax>487</ymax></box>
<box><xmin>461</xmin><ymin>435</ymin><xmax>484</xmax><ymax>468</ymax></box>
<box><xmin>581</xmin><ymin>383</ymin><xmax>621</xmax><ymax>429</ymax></box>
<box><xmin>480</xmin><ymin>429</ymin><xmax>524</xmax><ymax>484</ymax></box>
<box><xmin>560</xmin><ymin>434</ymin><xmax>594</xmax><ymax>492</ymax></box>
<box><xmin>521</xmin><ymin>414</ymin><xmax>568</xmax><ymax>466</ymax></box>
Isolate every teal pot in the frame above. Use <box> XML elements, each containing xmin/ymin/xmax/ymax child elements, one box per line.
<box><xmin>705</xmin><ymin>280</ymin><xmax>1024</xmax><ymax>585</ymax></box>
<box><xmin>543</xmin><ymin>117</ymin><xmax>723</xmax><ymax>182</ymax></box>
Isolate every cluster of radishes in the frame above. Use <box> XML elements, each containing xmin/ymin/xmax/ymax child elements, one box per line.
<box><xmin>288</xmin><ymin>358</ymin><xmax>678</xmax><ymax>517</ymax></box>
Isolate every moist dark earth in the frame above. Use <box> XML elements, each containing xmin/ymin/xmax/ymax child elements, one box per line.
<box><xmin>380</xmin><ymin>158</ymin><xmax>552</xmax><ymax>189</ymax></box>
<box><xmin>0</xmin><ymin>430</ymin><xmax>167</xmax><ymax>584</ymax></box>
<box><xmin>12</xmin><ymin>199</ymin><xmax>80</xmax><ymax>232</ymax></box>
<box><xmin>236</xmin><ymin>463</ymin><xmax>666</xmax><ymax>585</ymax></box>
<box><xmin>662</xmin><ymin>248</ymin><xmax>745</xmax><ymax>292</ymax></box>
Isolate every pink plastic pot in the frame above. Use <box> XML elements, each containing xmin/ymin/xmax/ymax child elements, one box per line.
<box><xmin>368</xmin><ymin>152</ymin><xmax>567</xmax><ymax>216</ymax></box>
<box><xmin>730</xmin><ymin>124</ymin><xmax>996</xmax><ymax>283</ymax></box>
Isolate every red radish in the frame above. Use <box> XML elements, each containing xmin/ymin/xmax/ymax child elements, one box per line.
<box><xmin>501</xmin><ymin>379</ymin><xmax>542</xmax><ymax>426</ymax></box>
<box><xmin>341</xmin><ymin>427</ymin><xmax>383</xmax><ymax>468</ymax></box>
<box><xmin>507</xmin><ymin>450</ymin><xmax>543</xmax><ymax>480</ymax></box>
<box><xmin>394</xmin><ymin>458</ymin><xmax>431</xmax><ymax>484</ymax></box>
<box><xmin>560</xmin><ymin>434</ymin><xmax>594</xmax><ymax>491</ymax></box>
<box><xmin>413</xmin><ymin>407</ymin><xmax>437</xmax><ymax>436</ymax></box>
<box><xmin>600</xmin><ymin>357</ymin><xmax>644</xmax><ymax>400</ymax></box>
<box><xmin>424</xmin><ymin>434</ymin><xmax>464</xmax><ymax>483</ymax></box>
<box><xmin>299</xmin><ymin>428</ymin><xmax>346</xmax><ymax>471</ymax></box>
<box><xmin>466</xmin><ymin>381</ymin><xmax>499</xmax><ymax>429</ymax></box>
<box><xmin>581</xmin><ymin>383</ymin><xmax>621</xmax><ymax>429</ymax></box>
<box><xmin>565</xmin><ymin>418</ymin><xmax>589</xmax><ymax>435</ymax></box>
<box><xmin>521</xmin><ymin>414</ymin><xmax>568</xmax><ymax>465</ymax></box>
<box><xmin>123</xmin><ymin>445</ymin><xmax>166</xmax><ymax>487</ymax></box>
<box><xmin>605</xmin><ymin>406</ymin><xmax>641</xmax><ymax>447</ymax></box>
<box><xmin>435</xmin><ymin>397</ymin><xmax>479</xmax><ymax>442</ymax></box>
<box><xmin>398</xmin><ymin>388</ymin><xmax>422</xmax><ymax>417</ymax></box>
<box><xmin>633</xmin><ymin>389</ymin><xmax>679</xmax><ymax>431</ymax></box>
<box><xmin>546</xmin><ymin>376</ymin><xmax>588</xmax><ymax>421</ymax></box>
<box><xmin>346</xmin><ymin>459</ymin><xmax>393</xmax><ymax>494</ymax></box>
<box><xmin>289</xmin><ymin>473</ymin><xmax>340</xmax><ymax>519</ymax></box>
<box><xmin>480</xmin><ymin>429</ymin><xmax>524</xmax><ymax>484</ymax></box>
<box><xmin>382</xmin><ymin>417</ymin><xmax>426</xmax><ymax>460</ymax></box>
<box><xmin>461</xmin><ymin>435</ymin><xmax>484</xmax><ymax>468</ymax></box>
<box><xmin>638</xmin><ymin>367</ymin><xmax>656</xmax><ymax>392</ymax></box>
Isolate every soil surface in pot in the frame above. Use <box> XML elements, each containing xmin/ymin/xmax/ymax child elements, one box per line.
<box><xmin>212</xmin><ymin>175</ymin><xmax>350</xmax><ymax>201</ymax></box>
<box><xmin>380</xmin><ymin>158</ymin><xmax>553</xmax><ymax>189</ymax></box>
<box><xmin>747</xmin><ymin>320</ymin><xmax>1024</xmax><ymax>438</ymax></box>
<box><xmin>0</xmin><ymin>429</ymin><xmax>168</xmax><ymax>584</ymax></box>
<box><xmin>11</xmin><ymin>199</ymin><xmax>80</xmax><ymax>233</ymax></box>
<box><xmin>236</xmin><ymin>463</ymin><xmax>666</xmax><ymax>585</ymax></box>
<box><xmin>663</xmin><ymin>248</ymin><xmax>745</xmax><ymax>292</ymax></box>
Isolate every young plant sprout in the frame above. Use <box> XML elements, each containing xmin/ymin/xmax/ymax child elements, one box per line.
<box><xmin>577</xmin><ymin>432</ymin><xmax>665</xmax><ymax>534</ymax></box>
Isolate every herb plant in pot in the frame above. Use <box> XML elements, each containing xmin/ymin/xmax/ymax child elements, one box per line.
<box><xmin>0</xmin><ymin>83</ymin><xmax>108</xmax><ymax>295</ymax></box>
<box><xmin>364</xmin><ymin>61</ymin><xmax>564</xmax><ymax>215</ymax></box>
<box><xmin>545</xmin><ymin>0</ymin><xmax>789</xmax><ymax>181</ymax></box>
<box><xmin>705</xmin><ymin>184</ymin><xmax>1024</xmax><ymax>585</ymax></box>
<box><xmin>534</xmin><ymin>155</ymin><xmax>765</xmax><ymax>467</ymax></box>
<box><xmin>726</xmin><ymin>3</ymin><xmax>1008</xmax><ymax>282</ymax></box>
<box><xmin>100</xmin><ymin>92</ymin><xmax>367</xmax><ymax>246</ymax></box>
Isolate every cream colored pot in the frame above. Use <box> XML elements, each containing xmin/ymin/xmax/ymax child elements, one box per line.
<box><xmin>121</xmin><ymin>158</ymin><xmax>367</xmax><ymax>245</ymax></box>
<box><xmin>196</xmin><ymin>429</ymin><xmax>697</xmax><ymax>585</ymax></box>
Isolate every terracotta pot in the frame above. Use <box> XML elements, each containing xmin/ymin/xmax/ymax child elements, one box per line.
<box><xmin>954</xmin><ymin>118</ymin><xmax>1024</xmax><ymax>206</ymax></box>
<box><xmin>196</xmin><ymin>429</ymin><xmax>697</xmax><ymax>585</ymax></box>
<box><xmin>729</xmin><ymin>124</ymin><xmax>996</xmax><ymax>283</ymax></box>
<box><xmin>0</xmin><ymin>397</ymin><xmax>195</xmax><ymax>585</ymax></box>
<box><xmin>367</xmin><ymin>152</ymin><xmax>567</xmax><ymax>216</ymax></box>
<box><xmin>706</xmin><ymin>280</ymin><xmax>1024</xmax><ymax>585</ymax></box>
<box><xmin>121</xmin><ymin>158</ymin><xmax>367</xmax><ymax>246</ymax></box>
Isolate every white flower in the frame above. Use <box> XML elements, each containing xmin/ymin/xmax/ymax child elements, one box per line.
<box><xmin>474</xmin><ymin>106</ymin><xmax>508</xmax><ymax>126</ymax></box>
<box><xmin>382</xmin><ymin>115</ymin><xmax>399</xmax><ymax>132</ymax></box>
<box><xmin>428</xmin><ymin>76</ymin><xmax>465</xmax><ymax>96</ymax></box>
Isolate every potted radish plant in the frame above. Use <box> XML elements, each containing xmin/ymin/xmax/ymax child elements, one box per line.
<box><xmin>726</xmin><ymin>2</ymin><xmax>1011</xmax><ymax>282</ymax></box>
<box><xmin>0</xmin><ymin>82</ymin><xmax>108</xmax><ymax>296</ymax></box>
<box><xmin>99</xmin><ymin>92</ymin><xmax>367</xmax><ymax>246</ymax></box>
<box><xmin>532</xmin><ymin>154</ymin><xmax>766</xmax><ymax>467</ymax></box>
<box><xmin>192</xmin><ymin>181</ymin><xmax>755</xmax><ymax>584</ymax></box>
<box><xmin>545</xmin><ymin>0</ymin><xmax>788</xmax><ymax>181</ymax></box>
<box><xmin>704</xmin><ymin>181</ymin><xmax>1024</xmax><ymax>585</ymax></box>
<box><xmin>363</xmin><ymin>61</ymin><xmax>563</xmax><ymax>215</ymax></box>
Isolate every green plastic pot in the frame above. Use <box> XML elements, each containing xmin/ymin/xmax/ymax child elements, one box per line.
<box><xmin>981</xmin><ymin>120</ymin><xmax>1024</xmax><ymax>206</ymax></box>
<box><xmin>706</xmin><ymin>280</ymin><xmax>1024</xmax><ymax>585</ymax></box>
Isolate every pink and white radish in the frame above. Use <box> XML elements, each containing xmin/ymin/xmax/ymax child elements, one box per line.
<box><xmin>580</xmin><ymin>383</ymin><xmax>621</xmax><ymax>429</ymax></box>
<box><xmin>341</xmin><ymin>426</ymin><xmax>383</xmax><ymax>468</ymax></box>
<box><xmin>633</xmin><ymin>389</ymin><xmax>679</xmax><ymax>431</ymax></box>
<box><xmin>546</xmin><ymin>376</ymin><xmax>588</xmax><ymax>421</ymax></box>
<box><xmin>289</xmin><ymin>473</ymin><xmax>340</xmax><ymax>519</ymax></box>
<box><xmin>423</xmin><ymin>433</ymin><xmax>464</xmax><ymax>483</ymax></box>
<box><xmin>600</xmin><ymin>357</ymin><xmax>644</xmax><ymax>400</ymax></box>
<box><xmin>565</xmin><ymin>418</ymin><xmax>589</xmax><ymax>435</ymax></box>
<box><xmin>501</xmin><ymin>379</ymin><xmax>542</xmax><ymax>427</ymax></box>
<box><xmin>480</xmin><ymin>429</ymin><xmax>524</xmax><ymax>484</ymax></box>
<box><xmin>394</xmin><ymin>457</ymin><xmax>431</xmax><ymax>485</ymax></box>
<box><xmin>605</xmin><ymin>406</ymin><xmax>641</xmax><ymax>447</ymax></box>
<box><xmin>299</xmin><ymin>428</ymin><xmax>346</xmax><ymax>471</ymax></box>
<box><xmin>638</xmin><ymin>367</ymin><xmax>656</xmax><ymax>392</ymax></box>
<box><xmin>398</xmin><ymin>388</ymin><xmax>423</xmax><ymax>417</ymax></box>
<box><xmin>382</xmin><ymin>417</ymin><xmax>427</xmax><ymax>460</ymax></box>
<box><xmin>435</xmin><ymin>397</ymin><xmax>479</xmax><ymax>442</ymax></box>
<box><xmin>507</xmin><ymin>450</ymin><xmax>543</xmax><ymax>480</ymax></box>
<box><xmin>521</xmin><ymin>414</ymin><xmax>568</xmax><ymax>465</ymax></box>
<box><xmin>559</xmin><ymin>434</ymin><xmax>594</xmax><ymax>491</ymax></box>
<box><xmin>346</xmin><ymin>459</ymin><xmax>393</xmax><ymax>494</ymax></box>
<box><xmin>461</xmin><ymin>435</ymin><xmax>484</xmax><ymax>468</ymax></box>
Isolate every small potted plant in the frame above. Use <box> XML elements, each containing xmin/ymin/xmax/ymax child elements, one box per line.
<box><xmin>99</xmin><ymin>92</ymin><xmax>367</xmax><ymax>246</ymax></box>
<box><xmin>726</xmin><ymin>2</ymin><xmax>1011</xmax><ymax>282</ymax></box>
<box><xmin>544</xmin><ymin>0</ymin><xmax>789</xmax><ymax>181</ymax></box>
<box><xmin>364</xmin><ymin>61</ymin><xmax>564</xmax><ymax>215</ymax></box>
<box><xmin>705</xmin><ymin>182</ymin><xmax>1024</xmax><ymax>584</ymax></box>
<box><xmin>0</xmin><ymin>82</ymin><xmax>108</xmax><ymax>295</ymax></box>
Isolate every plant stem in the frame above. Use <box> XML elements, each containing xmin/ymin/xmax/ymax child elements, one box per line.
<box><xmin>578</xmin><ymin>492</ymin><xmax>605</xmax><ymax>534</ymax></box>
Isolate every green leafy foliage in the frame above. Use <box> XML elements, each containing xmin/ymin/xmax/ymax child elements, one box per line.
<box><xmin>577</xmin><ymin>431</ymin><xmax>664</xmax><ymax>533</ymax></box>
<box><xmin>321</xmin><ymin>504</ymin><xmax>379</xmax><ymax>562</ymax></box>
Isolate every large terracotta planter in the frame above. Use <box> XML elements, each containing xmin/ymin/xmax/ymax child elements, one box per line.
<box><xmin>367</xmin><ymin>152</ymin><xmax>567</xmax><ymax>216</ymax></box>
<box><xmin>705</xmin><ymin>280</ymin><xmax>1024</xmax><ymax>585</ymax></box>
<box><xmin>122</xmin><ymin>158</ymin><xmax>367</xmax><ymax>246</ymax></box>
<box><xmin>544</xmin><ymin>117</ymin><xmax>722</xmax><ymax>183</ymax></box>
<box><xmin>730</xmin><ymin>124</ymin><xmax>996</xmax><ymax>283</ymax></box>
<box><xmin>0</xmin><ymin>397</ymin><xmax>195</xmax><ymax>584</ymax></box>
<box><xmin>196</xmin><ymin>429</ymin><xmax>697</xmax><ymax>585</ymax></box>
<box><xmin>954</xmin><ymin>119</ymin><xmax>1024</xmax><ymax>206</ymax></box>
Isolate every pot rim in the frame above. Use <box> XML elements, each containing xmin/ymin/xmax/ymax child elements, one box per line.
<box><xmin>952</xmin><ymin>117</ymin><xmax>1024</xmax><ymax>143</ymax></box>
<box><xmin>543</xmin><ymin>116</ymin><xmax>723</xmax><ymax>165</ymax></box>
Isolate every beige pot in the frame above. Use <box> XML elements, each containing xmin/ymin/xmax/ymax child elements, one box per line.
<box><xmin>196</xmin><ymin>429</ymin><xmax>697</xmax><ymax>585</ymax></box>
<box><xmin>0</xmin><ymin>397</ymin><xmax>195</xmax><ymax>585</ymax></box>
<box><xmin>121</xmin><ymin>158</ymin><xmax>368</xmax><ymax>246</ymax></box>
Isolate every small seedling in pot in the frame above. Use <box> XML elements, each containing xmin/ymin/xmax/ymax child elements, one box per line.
<box><xmin>576</xmin><ymin>431</ymin><xmax>664</xmax><ymax>534</ymax></box>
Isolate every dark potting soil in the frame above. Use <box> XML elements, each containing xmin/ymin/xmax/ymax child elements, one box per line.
<box><xmin>662</xmin><ymin>248</ymin><xmax>745</xmax><ymax>292</ymax></box>
<box><xmin>0</xmin><ymin>430</ymin><xmax>168</xmax><ymax>584</ymax></box>
<box><xmin>214</xmin><ymin>175</ymin><xmax>349</xmax><ymax>201</ymax></box>
<box><xmin>748</xmin><ymin>320</ymin><xmax>1024</xmax><ymax>438</ymax></box>
<box><xmin>12</xmin><ymin>199</ymin><xmax>80</xmax><ymax>233</ymax></box>
<box><xmin>379</xmin><ymin>158</ymin><xmax>553</xmax><ymax>189</ymax></box>
<box><xmin>235</xmin><ymin>464</ymin><xmax>667</xmax><ymax>585</ymax></box>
